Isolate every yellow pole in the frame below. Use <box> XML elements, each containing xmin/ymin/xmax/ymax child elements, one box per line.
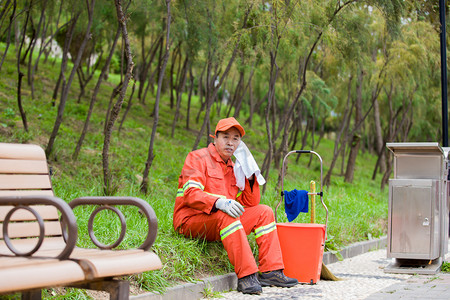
<box><xmin>310</xmin><ymin>180</ymin><xmax>316</xmax><ymax>223</ymax></box>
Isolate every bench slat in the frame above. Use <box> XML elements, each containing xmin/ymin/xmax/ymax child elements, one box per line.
<box><xmin>0</xmin><ymin>174</ymin><xmax>52</xmax><ymax>189</ymax></box>
<box><xmin>0</xmin><ymin>159</ymin><xmax>49</xmax><ymax>174</ymax></box>
<box><xmin>0</xmin><ymin>143</ymin><xmax>46</xmax><ymax>160</ymax></box>
<box><xmin>0</xmin><ymin>205</ymin><xmax>59</xmax><ymax>221</ymax></box>
<box><xmin>0</xmin><ymin>190</ymin><xmax>54</xmax><ymax>197</ymax></box>
<box><xmin>0</xmin><ymin>258</ymin><xmax>85</xmax><ymax>294</ymax></box>
<box><xmin>71</xmin><ymin>249</ymin><xmax>162</xmax><ymax>278</ymax></box>
<box><xmin>0</xmin><ymin>221</ymin><xmax>62</xmax><ymax>238</ymax></box>
<box><xmin>0</xmin><ymin>236</ymin><xmax>67</xmax><ymax>256</ymax></box>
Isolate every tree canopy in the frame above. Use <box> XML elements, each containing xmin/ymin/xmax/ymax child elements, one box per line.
<box><xmin>0</xmin><ymin>0</ymin><xmax>447</xmax><ymax>191</ymax></box>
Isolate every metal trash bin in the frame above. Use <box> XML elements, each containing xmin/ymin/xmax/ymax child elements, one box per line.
<box><xmin>385</xmin><ymin>142</ymin><xmax>449</xmax><ymax>274</ymax></box>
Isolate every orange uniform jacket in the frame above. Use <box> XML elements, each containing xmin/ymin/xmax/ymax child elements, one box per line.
<box><xmin>173</xmin><ymin>143</ymin><xmax>284</xmax><ymax>278</ymax></box>
<box><xmin>173</xmin><ymin>143</ymin><xmax>260</xmax><ymax>230</ymax></box>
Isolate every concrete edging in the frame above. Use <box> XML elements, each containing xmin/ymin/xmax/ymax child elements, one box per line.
<box><xmin>131</xmin><ymin>236</ymin><xmax>387</xmax><ymax>300</ymax></box>
<box><xmin>322</xmin><ymin>236</ymin><xmax>387</xmax><ymax>265</ymax></box>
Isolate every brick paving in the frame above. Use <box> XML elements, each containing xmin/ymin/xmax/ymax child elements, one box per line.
<box><xmin>216</xmin><ymin>245</ymin><xmax>450</xmax><ymax>300</ymax></box>
<box><xmin>133</xmin><ymin>238</ymin><xmax>450</xmax><ymax>300</ymax></box>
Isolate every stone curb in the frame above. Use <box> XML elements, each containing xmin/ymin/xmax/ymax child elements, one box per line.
<box><xmin>130</xmin><ymin>236</ymin><xmax>387</xmax><ymax>300</ymax></box>
<box><xmin>322</xmin><ymin>235</ymin><xmax>387</xmax><ymax>265</ymax></box>
<box><xmin>130</xmin><ymin>273</ymin><xmax>237</xmax><ymax>300</ymax></box>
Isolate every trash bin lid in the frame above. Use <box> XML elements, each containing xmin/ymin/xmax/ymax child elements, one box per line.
<box><xmin>386</xmin><ymin>142</ymin><xmax>443</xmax><ymax>156</ymax></box>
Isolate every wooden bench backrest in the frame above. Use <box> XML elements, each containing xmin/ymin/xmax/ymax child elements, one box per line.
<box><xmin>0</xmin><ymin>142</ymin><xmax>62</xmax><ymax>242</ymax></box>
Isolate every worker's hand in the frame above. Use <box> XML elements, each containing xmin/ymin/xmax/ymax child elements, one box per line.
<box><xmin>215</xmin><ymin>199</ymin><xmax>245</xmax><ymax>218</ymax></box>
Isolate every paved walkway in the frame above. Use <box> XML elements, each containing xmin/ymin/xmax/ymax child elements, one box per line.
<box><xmin>216</xmin><ymin>248</ymin><xmax>450</xmax><ymax>300</ymax></box>
<box><xmin>133</xmin><ymin>238</ymin><xmax>450</xmax><ymax>300</ymax></box>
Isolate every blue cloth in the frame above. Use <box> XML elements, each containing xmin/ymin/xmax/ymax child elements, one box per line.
<box><xmin>284</xmin><ymin>189</ymin><xmax>309</xmax><ymax>222</ymax></box>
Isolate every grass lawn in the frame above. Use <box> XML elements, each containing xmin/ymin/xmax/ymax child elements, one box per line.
<box><xmin>0</xmin><ymin>43</ymin><xmax>389</xmax><ymax>297</ymax></box>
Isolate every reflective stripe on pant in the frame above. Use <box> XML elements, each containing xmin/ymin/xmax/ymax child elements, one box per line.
<box><xmin>177</xmin><ymin>204</ymin><xmax>284</xmax><ymax>278</ymax></box>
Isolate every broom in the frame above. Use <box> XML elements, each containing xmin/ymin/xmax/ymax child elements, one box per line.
<box><xmin>310</xmin><ymin>180</ymin><xmax>341</xmax><ymax>281</ymax></box>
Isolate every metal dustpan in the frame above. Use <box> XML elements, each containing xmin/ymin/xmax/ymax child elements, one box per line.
<box><xmin>275</xmin><ymin>150</ymin><xmax>329</xmax><ymax>284</ymax></box>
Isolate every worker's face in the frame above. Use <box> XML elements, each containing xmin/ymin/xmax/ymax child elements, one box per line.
<box><xmin>214</xmin><ymin>127</ymin><xmax>241</xmax><ymax>162</ymax></box>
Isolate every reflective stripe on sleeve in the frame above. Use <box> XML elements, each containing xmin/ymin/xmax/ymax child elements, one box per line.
<box><xmin>177</xmin><ymin>188</ymin><xmax>226</xmax><ymax>199</ymax></box>
<box><xmin>220</xmin><ymin>220</ymin><xmax>244</xmax><ymax>241</ymax></box>
<box><xmin>176</xmin><ymin>180</ymin><xmax>205</xmax><ymax>197</ymax></box>
<box><xmin>254</xmin><ymin>222</ymin><xmax>276</xmax><ymax>239</ymax></box>
<box><xmin>183</xmin><ymin>180</ymin><xmax>204</xmax><ymax>191</ymax></box>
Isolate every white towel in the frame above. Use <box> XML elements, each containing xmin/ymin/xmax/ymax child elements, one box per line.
<box><xmin>233</xmin><ymin>141</ymin><xmax>266</xmax><ymax>190</ymax></box>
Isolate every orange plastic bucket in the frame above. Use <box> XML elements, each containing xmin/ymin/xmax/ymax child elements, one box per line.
<box><xmin>277</xmin><ymin>223</ymin><xmax>326</xmax><ymax>284</ymax></box>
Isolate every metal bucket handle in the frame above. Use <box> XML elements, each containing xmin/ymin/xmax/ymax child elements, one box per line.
<box><xmin>275</xmin><ymin>150</ymin><xmax>329</xmax><ymax>240</ymax></box>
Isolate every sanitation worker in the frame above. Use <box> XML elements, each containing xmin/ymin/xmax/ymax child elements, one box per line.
<box><xmin>173</xmin><ymin>117</ymin><xmax>298</xmax><ymax>295</ymax></box>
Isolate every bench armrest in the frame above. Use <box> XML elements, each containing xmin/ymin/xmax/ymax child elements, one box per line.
<box><xmin>69</xmin><ymin>197</ymin><xmax>158</xmax><ymax>251</ymax></box>
<box><xmin>0</xmin><ymin>195</ymin><xmax>78</xmax><ymax>259</ymax></box>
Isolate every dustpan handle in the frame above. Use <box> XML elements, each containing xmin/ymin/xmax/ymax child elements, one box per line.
<box><xmin>275</xmin><ymin>150</ymin><xmax>329</xmax><ymax>240</ymax></box>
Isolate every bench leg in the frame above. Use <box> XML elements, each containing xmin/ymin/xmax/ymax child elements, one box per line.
<box><xmin>21</xmin><ymin>289</ymin><xmax>41</xmax><ymax>300</ymax></box>
<box><xmin>99</xmin><ymin>279</ymin><xmax>129</xmax><ymax>300</ymax></box>
<box><xmin>72</xmin><ymin>279</ymin><xmax>130</xmax><ymax>300</ymax></box>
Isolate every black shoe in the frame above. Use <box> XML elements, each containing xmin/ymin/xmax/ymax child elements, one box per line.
<box><xmin>237</xmin><ymin>273</ymin><xmax>262</xmax><ymax>294</ymax></box>
<box><xmin>258</xmin><ymin>269</ymin><xmax>298</xmax><ymax>287</ymax></box>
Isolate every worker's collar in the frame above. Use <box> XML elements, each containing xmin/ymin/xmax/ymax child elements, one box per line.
<box><xmin>208</xmin><ymin>143</ymin><xmax>234</xmax><ymax>166</ymax></box>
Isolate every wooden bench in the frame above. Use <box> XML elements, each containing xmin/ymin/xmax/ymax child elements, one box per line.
<box><xmin>0</xmin><ymin>142</ymin><xmax>162</xmax><ymax>299</ymax></box>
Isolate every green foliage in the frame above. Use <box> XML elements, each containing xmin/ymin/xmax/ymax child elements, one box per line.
<box><xmin>0</xmin><ymin>0</ymin><xmax>443</xmax><ymax>297</ymax></box>
<box><xmin>442</xmin><ymin>262</ymin><xmax>450</xmax><ymax>273</ymax></box>
<box><xmin>202</xmin><ymin>284</ymin><xmax>225</xmax><ymax>299</ymax></box>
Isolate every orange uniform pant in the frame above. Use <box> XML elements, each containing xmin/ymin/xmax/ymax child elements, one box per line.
<box><xmin>178</xmin><ymin>204</ymin><xmax>284</xmax><ymax>278</ymax></box>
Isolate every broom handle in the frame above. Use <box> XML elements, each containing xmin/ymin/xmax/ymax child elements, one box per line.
<box><xmin>310</xmin><ymin>180</ymin><xmax>315</xmax><ymax>223</ymax></box>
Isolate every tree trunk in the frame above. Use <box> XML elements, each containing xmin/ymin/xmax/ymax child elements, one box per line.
<box><xmin>104</xmin><ymin>82</ymin><xmax>123</xmax><ymax>134</ymax></box>
<box><xmin>261</xmin><ymin>51</ymin><xmax>278</xmax><ymax>180</ymax></box>
<box><xmin>142</xmin><ymin>65</ymin><xmax>158</xmax><ymax>104</ymax></box>
<box><xmin>46</xmin><ymin>2</ymin><xmax>92</xmax><ymax>157</ymax></box>
<box><xmin>77</xmin><ymin>43</ymin><xmax>102</xmax><ymax>103</ymax></box>
<box><xmin>372</xmin><ymin>97</ymin><xmax>385</xmax><ymax>170</ymax></box>
<box><xmin>51</xmin><ymin>12</ymin><xmax>79</xmax><ymax>107</ymax></box>
<box><xmin>32</xmin><ymin>12</ymin><xmax>55</xmax><ymax>85</ymax></box>
<box><xmin>27</xmin><ymin>0</ymin><xmax>48</xmax><ymax>100</ymax></box>
<box><xmin>148</xmin><ymin>19</ymin><xmax>165</xmax><ymax>104</ymax></box>
<box><xmin>15</xmin><ymin>0</ymin><xmax>31</xmax><ymax>132</ymax></box>
<box><xmin>233</xmin><ymin>62</ymin><xmax>255</xmax><ymax>119</ymax></box>
<box><xmin>192</xmin><ymin>55</ymin><xmax>216</xmax><ymax>150</ymax></box>
<box><xmin>138</xmin><ymin>35</ymin><xmax>162</xmax><ymax>102</ymax></box>
<box><xmin>141</xmin><ymin>0</ymin><xmax>172</xmax><ymax>194</ymax></box>
<box><xmin>0</xmin><ymin>0</ymin><xmax>16</xmax><ymax>72</ymax></box>
<box><xmin>73</xmin><ymin>24</ymin><xmax>121</xmax><ymax>161</ymax></box>
<box><xmin>344</xmin><ymin>68</ymin><xmax>364</xmax><ymax>183</ymax></box>
<box><xmin>17</xmin><ymin>70</ymin><xmax>28</xmax><ymax>131</ymax></box>
<box><xmin>186</xmin><ymin>66</ymin><xmax>194</xmax><ymax>129</ymax></box>
<box><xmin>171</xmin><ymin>56</ymin><xmax>189</xmax><ymax>137</ymax></box>
<box><xmin>323</xmin><ymin>75</ymin><xmax>353</xmax><ymax>187</ymax></box>
<box><xmin>20</xmin><ymin>8</ymin><xmax>35</xmax><ymax>65</ymax></box>
<box><xmin>0</xmin><ymin>0</ymin><xmax>12</xmax><ymax>25</ymax></box>
<box><xmin>247</xmin><ymin>80</ymin><xmax>254</xmax><ymax>126</ymax></box>
<box><xmin>227</xmin><ymin>66</ymin><xmax>244</xmax><ymax>117</ymax></box>
<box><xmin>118</xmin><ymin>80</ymin><xmax>136</xmax><ymax>133</ymax></box>
<box><xmin>195</xmin><ymin>61</ymin><xmax>207</xmax><ymax>124</ymax></box>
<box><xmin>169</xmin><ymin>42</ymin><xmax>181</xmax><ymax>109</ymax></box>
<box><xmin>307</xmin><ymin>98</ymin><xmax>317</xmax><ymax>168</ymax></box>
<box><xmin>44</xmin><ymin>1</ymin><xmax>63</xmax><ymax>64</ymax></box>
<box><xmin>103</xmin><ymin>0</ymin><xmax>134</xmax><ymax>194</ymax></box>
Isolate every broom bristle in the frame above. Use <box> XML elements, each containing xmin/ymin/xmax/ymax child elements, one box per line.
<box><xmin>320</xmin><ymin>263</ymin><xmax>341</xmax><ymax>281</ymax></box>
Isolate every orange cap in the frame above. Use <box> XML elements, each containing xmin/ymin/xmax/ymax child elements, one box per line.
<box><xmin>214</xmin><ymin>117</ymin><xmax>245</xmax><ymax>137</ymax></box>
